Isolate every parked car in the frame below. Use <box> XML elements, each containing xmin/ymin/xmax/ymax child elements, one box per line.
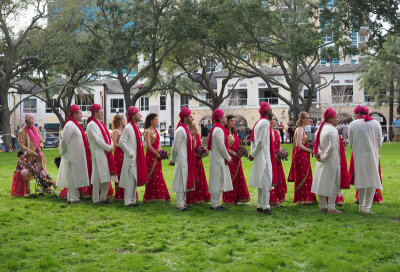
<box><xmin>0</xmin><ymin>135</ymin><xmax>16</xmax><ymax>145</ymax></box>
<box><xmin>44</xmin><ymin>137</ymin><xmax>59</xmax><ymax>148</ymax></box>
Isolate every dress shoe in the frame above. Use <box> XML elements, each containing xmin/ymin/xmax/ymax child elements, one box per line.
<box><xmin>256</xmin><ymin>208</ymin><xmax>263</xmax><ymax>213</ymax></box>
<box><xmin>210</xmin><ymin>206</ymin><xmax>225</xmax><ymax>211</ymax></box>
<box><xmin>263</xmin><ymin>209</ymin><xmax>272</xmax><ymax>215</ymax></box>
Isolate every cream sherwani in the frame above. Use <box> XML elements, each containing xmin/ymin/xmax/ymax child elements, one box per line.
<box><xmin>57</xmin><ymin>121</ymin><xmax>90</xmax><ymax>202</ymax></box>
<box><xmin>118</xmin><ymin>123</ymin><xmax>138</xmax><ymax>206</ymax></box>
<box><xmin>249</xmin><ymin>119</ymin><xmax>272</xmax><ymax>210</ymax></box>
<box><xmin>311</xmin><ymin>123</ymin><xmax>340</xmax><ymax>210</ymax></box>
<box><xmin>349</xmin><ymin>118</ymin><xmax>382</xmax><ymax>212</ymax></box>
<box><xmin>86</xmin><ymin>121</ymin><xmax>113</xmax><ymax>203</ymax></box>
<box><xmin>209</xmin><ymin>127</ymin><xmax>232</xmax><ymax>208</ymax></box>
<box><xmin>171</xmin><ymin>126</ymin><xmax>189</xmax><ymax>209</ymax></box>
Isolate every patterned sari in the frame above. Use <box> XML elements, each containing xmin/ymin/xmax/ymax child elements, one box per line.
<box><xmin>288</xmin><ymin>128</ymin><xmax>316</xmax><ymax>204</ymax></box>
<box><xmin>143</xmin><ymin>129</ymin><xmax>171</xmax><ymax>203</ymax></box>
<box><xmin>222</xmin><ymin>133</ymin><xmax>250</xmax><ymax>204</ymax></box>
<box><xmin>270</xmin><ymin>130</ymin><xmax>287</xmax><ymax>205</ymax></box>
<box><xmin>186</xmin><ymin>134</ymin><xmax>211</xmax><ymax>204</ymax></box>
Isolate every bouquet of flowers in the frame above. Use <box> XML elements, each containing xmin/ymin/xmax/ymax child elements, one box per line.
<box><xmin>237</xmin><ymin>146</ymin><xmax>248</xmax><ymax>158</ymax></box>
<box><xmin>158</xmin><ymin>150</ymin><xmax>169</xmax><ymax>160</ymax></box>
<box><xmin>276</xmin><ymin>149</ymin><xmax>289</xmax><ymax>161</ymax></box>
<box><xmin>195</xmin><ymin>146</ymin><xmax>208</xmax><ymax>158</ymax></box>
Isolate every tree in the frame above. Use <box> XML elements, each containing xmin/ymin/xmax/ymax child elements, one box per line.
<box><xmin>358</xmin><ymin>35</ymin><xmax>400</xmax><ymax>141</ymax></box>
<box><xmin>83</xmin><ymin>0</ymin><xmax>177</xmax><ymax>110</ymax></box>
<box><xmin>0</xmin><ymin>0</ymin><xmax>50</xmax><ymax>147</ymax></box>
<box><xmin>223</xmin><ymin>0</ymin><xmax>341</xmax><ymax>120</ymax></box>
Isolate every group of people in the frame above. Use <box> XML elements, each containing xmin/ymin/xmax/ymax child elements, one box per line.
<box><xmin>11</xmin><ymin>102</ymin><xmax>383</xmax><ymax>215</ymax></box>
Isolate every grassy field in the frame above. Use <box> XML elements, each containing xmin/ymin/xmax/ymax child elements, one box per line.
<box><xmin>0</xmin><ymin>143</ymin><xmax>399</xmax><ymax>271</ymax></box>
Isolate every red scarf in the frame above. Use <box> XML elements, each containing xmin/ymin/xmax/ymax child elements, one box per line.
<box><xmin>90</xmin><ymin>118</ymin><xmax>117</xmax><ymax>177</ymax></box>
<box><xmin>207</xmin><ymin>122</ymin><xmax>229</xmax><ymax>151</ymax></box>
<box><xmin>68</xmin><ymin>118</ymin><xmax>92</xmax><ymax>179</ymax></box>
<box><xmin>313</xmin><ymin>121</ymin><xmax>350</xmax><ymax>189</ymax></box>
<box><xmin>250</xmin><ymin>117</ymin><xmax>278</xmax><ymax>185</ymax></box>
<box><xmin>177</xmin><ymin>121</ymin><xmax>196</xmax><ymax>190</ymax></box>
<box><xmin>357</xmin><ymin>114</ymin><xmax>373</xmax><ymax>122</ymax></box>
<box><xmin>131</xmin><ymin>121</ymin><xmax>148</xmax><ymax>186</ymax></box>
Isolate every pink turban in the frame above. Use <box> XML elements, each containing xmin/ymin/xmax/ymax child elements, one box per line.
<box><xmin>90</xmin><ymin>104</ymin><xmax>102</xmax><ymax>115</ymax></box>
<box><xmin>127</xmin><ymin>106</ymin><xmax>139</xmax><ymax>121</ymax></box>
<box><xmin>179</xmin><ymin>107</ymin><xmax>191</xmax><ymax>120</ymax></box>
<box><xmin>323</xmin><ymin>108</ymin><xmax>337</xmax><ymax>120</ymax></box>
<box><xmin>259</xmin><ymin>102</ymin><xmax>271</xmax><ymax>116</ymax></box>
<box><xmin>24</xmin><ymin>113</ymin><xmax>34</xmax><ymax>121</ymax></box>
<box><xmin>212</xmin><ymin>109</ymin><xmax>225</xmax><ymax>122</ymax></box>
<box><xmin>354</xmin><ymin>105</ymin><xmax>369</xmax><ymax>114</ymax></box>
<box><xmin>67</xmin><ymin>104</ymin><xmax>80</xmax><ymax>121</ymax></box>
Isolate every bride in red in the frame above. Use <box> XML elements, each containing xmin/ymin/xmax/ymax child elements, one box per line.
<box><xmin>288</xmin><ymin>111</ymin><xmax>316</xmax><ymax>205</ymax></box>
<box><xmin>143</xmin><ymin>113</ymin><xmax>171</xmax><ymax>203</ymax></box>
<box><xmin>222</xmin><ymin>115</ymin><xmax>250</xmax><ymax>204</ymax></box>
<box><xmin>112</xmin><ymin>114</ymin><xmax>126</xmax><ymax>201</ymax></box>
<box><xmin>186</xmin><ymin>123</ymin><xmax>211</xmax><ymax>204</ymax></box>
<box><xmin>269</xmin><ymin>115</ymin><xmax>287</xmax><ymax>206</ymax></box>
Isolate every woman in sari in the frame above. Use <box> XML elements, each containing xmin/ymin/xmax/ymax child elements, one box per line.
<box><xmin>288</xmin><ymin>111</ymin><xmax>316</xmax><ymax>205</ymax></box>
<box><xmin>186</xmin><ymin>123</ymin><xmax>211</xmax><ymax>204</ymax></box>
<box><xmin>222</xmin><ymin>115</ymin><xmax>250</xmax><ymax>204</ymax></box>
<box><xmin>269</xmin><ymin>115</ymin><xmax>287</xmax><ymax>206</ymax></box>
<box><xmin>112</xmin><ymin>114</ymin><xmax>126</xmax><ymax>201</ymax></box>
<box><xmin>143</xmin><ymin>113</ymin><xmax>171</xmax><ymax>203</ymax></box>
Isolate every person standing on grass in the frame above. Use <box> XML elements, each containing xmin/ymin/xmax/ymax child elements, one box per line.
<box><xmin>186</xmin><ymin>122</ymin><xmax>211</xmax><ymax>205</ymax></box>
<box><xmin>18</xmin><ymin>113</ymin><xmax>46</xmax><ymax>195</ymax></box>
<box><xmin>57</xmin><ymin>105</ymin><xmax>90</xmax><ymax>204</ymax></box>
<box><xmin>248</xmin><ymin>102</ymin><xmax>276</xmax><ymax>215</ymax></box>
<box><xmin>86</xmin><ymin>104</ymin><xmax>116</xmax><ymax>205</ymax></box>
<box><xmin>393</xmin><ymin>115</ymin><xmax>400</xmax><ymax>143</ymax></box>
<box><xmin>111</xmin><ymin>114</ymin><xmax>126</xmax><ymax>201</ymax></box>
<box><xmin>311</xmin><ymin>108</ymin><xmax>350</xmax><ymax>214</ymax></box>
<box><xmin>222</xmin><ymin>115</ymin><xmax>250</xmax><ymax>205</ymax></box>
<box><xmin>207</xmin><ymin>109</ymin><xmax>233</xmax><ymax>211</ymax></box>
<box><xmin>143</xmin><ymin>113</ymin><xmax>171</xmax><ymax>203</ymax></box>
<box><xmin>168</xmin><ymin>125</ymin><xmax>174</xmax><ymax>146</ymax></box>
<box><xmin>170</xmin><ymin>107</ymin><xmax>197</xmax><ymax>211</ymax></box>
<box><xmin>348</xmin><ymin>105</ymin><xmax>383</xmax><ymax>214</ymax></box>
<box><xmin>118</xmin><ymin>107</ymin><xmax>148</xmax><ymax>207</ymax></box>
<box><xmin>269</xmin><ymin>115</ymin><xmax>287</xmax><ymax>207</ymax></box>
<box><xmin>288</xmin><ymin>111</ymin><xmax>316</xmax><ymax>205</ymax></box>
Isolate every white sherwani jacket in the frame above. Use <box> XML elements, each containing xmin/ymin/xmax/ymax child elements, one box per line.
<box><xmin>171</xmin><ymin>126</ymin><xmax>189</xmax><ymax>193</ymax></box>
<box><xmin>349</xmin><ymin>119</ymin><xmax>383</xmax><ymax>190</ymax></box>
<box><xmin>57</xmin><ymin>121</ymin><xmax>90</xmax><ymax>188</ymax></box>
<box><xmin>209</xmin><ymin>127</ymin><xmax>233</xmax><ymax>193</ymax></box>
<box><xmin>311</xmin><ymin>123</ymin><xmax>341</xmax><ymax>196</ymax></box>
<box><xmin>118</xmin><ymin>123</ymin><xmax>138</xmax><ymax>189</ymax></box>
<box><xmin>249</xmin><ymin>119</ymin><xmax>273</xmax><ymax>189</ymax></box>
<box><xmin>86</xmin><ymin>121</ymin><xmax>113</xmax><ymax>184</ymax></box>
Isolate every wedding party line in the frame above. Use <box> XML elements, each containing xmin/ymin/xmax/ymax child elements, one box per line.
<box><xmin>10</xmin><ymin>102</ymin><xmax>383</xmax><ymax>215</ymax></box>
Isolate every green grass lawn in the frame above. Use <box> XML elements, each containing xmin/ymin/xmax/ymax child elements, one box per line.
<box><xmin>0</xmin><ymin>143</ymin><xmax>399</xmax><ymax>271</ymax></box>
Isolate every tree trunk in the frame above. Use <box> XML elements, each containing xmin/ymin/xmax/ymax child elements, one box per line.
<box><xmin>0</xmin><ymin>101</ymin><xmax>12</xmax><ymax>148</ymax></box>
<box><xmin>170</xmin><ymin>93</ymin><xmax>174</xmax><ymax>127</ymax></box>
<box><xmin>389</xmin><ymin>79</ymin><xmax>395</xmax><ymax>141</ymax></box>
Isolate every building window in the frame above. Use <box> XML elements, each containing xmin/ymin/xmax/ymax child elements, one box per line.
<box><xmin>46</xmin><ymin>99</ymin><xmax>61</xmax><ymax>113</ymax></box>
<box><xmin>75</xmin><ymin>94</ymin><xmax>94</xmax><ymax>112</ymax></box>
<box><xmin>322</xmin><ymin>33</ymin><xmax>333</xmax><ymax>42</ymax></box>
<box><xmin>228</xmin><ymin>89</ymin><xmax>248</xmax><ymax>106</ymax></box>
<box><xmin>160</xmin><ymin>95</ymin><xmax>166</xmax><ymax>110</ymax></box>
<box><xmin>110</xmin><ymin>98</ymin><xmax>124</xmax><ymax>113</ymax></box>
<box><xmin>206</xmin><ymin>60</ymin><xmax>216</xmax><ymax>73</ymax></box>
<box><xmin>364</xmin><ymin>90</ymin><xmax>386</xmax><ymax>102</ymax></box>
<box><xmin>320</xmin><ymin>58</ymin><xmax>327</xmax><ymax>65</ymax></box>
<box><xmin>139</xmin><ymin>96</ymin><xmax>149</xmax><ymax>111</ymax></box>
<box><xmin>180</xmin><ymin>95</ymin><xmax>189</xmax><ymax>109</ymax></box>
<box><xmin>259</xmin><ymin>88</ymin><xmax>279</xmax><ymax>105</ymax></box>
<box><xmin>23</xmin><ymin>98</ymin><xmax>37</xmax><ymax>113</ymax></box>
<box><xmin>304</xmin><ymin>89</ymin><xmax>318</xmax><ymax>103</ymax></box>
<box><xmin>352</xmin><ymin>30</ymin><xmax>358</xmax><ymax>47</ymax></box>
<box><xmin>331</xmin><ymin>85</ymin><xmax>353</xmax><ymax>103</ymax></box>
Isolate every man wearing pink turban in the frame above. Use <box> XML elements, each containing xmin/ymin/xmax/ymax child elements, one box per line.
<box><xmin>170</xmin><ymin>107</ymin><xmax>196</xmax><ymax>211</ymax></box>
<box><xmin>207</xmin><ymin>109</ymin><xmax>233</xmax><ymax>211</ymax></box>
<box><xmin>118</xmin><ymin>106</ymin><xmax>148</xmax><ymax>207</ymax></box>
<box><xmin>86</xmin><ymin>104</ymin><xmax>115</xmax><ymax>204</ymax></box>
<box><xmin>57</xmin><ymin>105</ymin><xmax>90</xmax><ymax>204</ymax></box>
<box><xmin>18</xmin><ymin>113</ymin><xmax>46</xmax><ymax>194</ymax></box>
<box><xmin>311</xmin><ymin>108</ymin><xmax>350</xmax><ymax>213</ymax></box>
<box><xmin>349</xmin><ymin>105</ymin><xmax>383</xmax><ymax>214</ymax></box>
<box><xmin>249</xmin><ymin>102</ymin><xmax>275</xmax><ymax>215</ymax></box>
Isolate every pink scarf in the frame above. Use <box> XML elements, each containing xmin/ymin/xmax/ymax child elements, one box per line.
<box><xmin>24</xmin><ymin>125</ymin><xmax>47</xmax><ymax>170</ymax></box>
